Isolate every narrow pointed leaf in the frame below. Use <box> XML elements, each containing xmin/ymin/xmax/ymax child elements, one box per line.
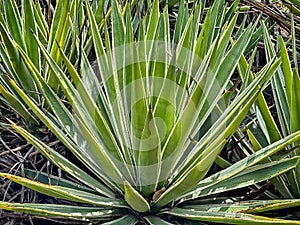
<box><xmin>0</xmin><ymin>202</ymin><xmax>122</xmax><ymax>221</ymax></box>
<box><xmin>183</xmin><ymin>130</ymin><xmax>300</xmax><ymax>199</ymax></box>
<box><xmin>188</xmin><ymin>157</ymin><xmax>300</xmax><ymax>198</ymax></box>
<box><xmin>0</xmin><ymin>173</ymin><xmax>126</xmax><ymax>208</ymax></box>
<box><xmin>164</xmin><ymin>208</ymin><xmax>300</xmax><ymax>224</ymax></box>
<box><xmin>124</xmin><ymin>180</ymin><xmax>150</xmax><ymax>212</ymax></box>
<box><xmin>10</xmin><ymin>121</ymin><xmax>115</xmax><ymax>198</ymax></box>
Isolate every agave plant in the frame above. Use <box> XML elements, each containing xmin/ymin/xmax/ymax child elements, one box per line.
<box><xmin>237</xmin><ymin>18</ymin><xmax>300</xmax><ymax>201</ymax></box>
<box><xmin>1</xmin><ymin>0</ymin><xmax>300</xmax><ymax>224</ymax></box>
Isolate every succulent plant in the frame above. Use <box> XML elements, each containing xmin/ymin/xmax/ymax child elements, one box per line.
<box><xmin>1</xmin><ymin>0</ymin><xmax>300</xmax><ymax>224</ymax></box>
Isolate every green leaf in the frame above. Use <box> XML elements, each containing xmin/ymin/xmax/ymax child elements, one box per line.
<box><xmin>10</xmin><ymin>121</ymin><xmax>116</xmax><ymax>198</ymax></box>
<box><xmin>164</xmin><ymin>208</ymin><xmax>300</xmax><ymax>224</ymax></box>
<box><xmin>146</xmin><ymin>0</ymin><xmax>160</xmax><ymax>41</ymax></box>
<box><xmin>138</xmin><ymin>110</ymin><xmax>162</xmax><ymax>197</ymax></box>
<box><xmin>183</xmin><ymin>130</ymin><xmax>300</xmax><ymax>200</ymax></box>
<box><xmin>22</xmin><ymin>0</ymin><xmax>40</xmax><ymax>71</ymax></box>
<box><xmin>102</xmin><ymin>215</ymin><xmax>138</xmax><ymax>225</ymax></box>
<box><xmin>279</xmin><ymin>36</ymin><xmax>293</xmax><ymax>108</ymax></box>
<box><xmin>243</xmin><ymin>199</ymin><xmax>300</xmax><ymax>213</ymax></box>
<box><xmin>0</xmin><ymin>173</ymin><xmax>127</xmax><ymax>208</ymax></box>
<box><xmin>0</xmin><ymin>202</ymin><xmax>122</xmax><ymax>221</ymax></box>
<box><xmin>187</xmin><ymin>157</ymin><xmax>300</xmax><ymax>198</ymax></box>
<box><xmin>112</xmin><ymin>0</ymin><xmax>125</xmax><ymax>48</ymax></box>
<box><xmin>172</xmin><ymin>0</ymin><xmax>186</xmax><ymax>45</ymax></box>
<box><xmin>3</xmin><ymin>0</ymin><xmax>26</xmax><ymax>50</ymax></box>
<box><xmin>46</xmin><ymin>0</ymin><xmax>71</xmax><ymax>88</ymax></box>
<box><xmin>256</xmin><ymin>89</ymin><xmax>282</xmax><ymax>144</ymax></box>
<box><xmin>0</xmin><ymin>24</ymin><xmax>37</xmax><ymax>93</ymax></box>
<box><xmin>0</xmin><ymin>84</ymin><xmax>38</xmax><ymax>125</ymax></box>
<box><xmin>290</xmin><ymin>69</ymin><xmax>300</xmax><ymax>135</ymax></box>
<box><xmin>182</xmin><ymin>199</ymin><xmax>300</xmax><ymax>214</ymax></box>
<box><xmin>124</xmin><ymin>180</ymin><xmax>150</xmax><ymax>213</ymax></box>
<box><xmin>31</xmin><ymin>0</ymin><xmax>48</xmax><ymax>39</ymax></box>
<box><xmin>291</xmin><ymin>17</ymin><xmax>298</xmax><ymax>72</ymax></box>
<box><xmin>24</xmin><ymin>169</ymin><xmax>98</xmax><ymax>194</ymax></box>
<box><xmin>94</xmin><ymin>0</ymin><xmax>105</xmax><ymax>24</ymax></box>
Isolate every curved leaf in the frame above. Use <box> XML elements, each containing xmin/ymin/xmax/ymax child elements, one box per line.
<box><xmin>0</xmin><ymin>202</ymin><xmax>122</xmax><ymax>221</ymax></box>
<box><xmin>124</xmin><ymin>180</ymin><xmax>150</xmax><ymax>213</ymax></box>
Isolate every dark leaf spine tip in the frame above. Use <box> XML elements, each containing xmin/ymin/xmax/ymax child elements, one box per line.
<box><xmin>4</xmin><ymin>73</ymin><xmax>11</xmax><ymax>80</ymax></box>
